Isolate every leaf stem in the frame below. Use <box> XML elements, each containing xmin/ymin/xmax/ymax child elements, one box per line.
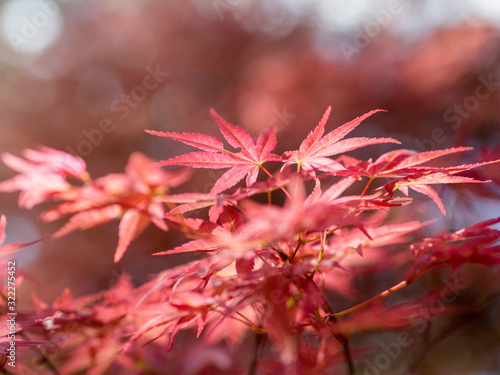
<box><xmin>302</xmin><ymin>225</ymin><xmax>344</xmax><ymax>244</ymax></box>
<box><xmin>360</xmin><ymin>177</ymin><xmax>374</xmax><ymax>198</ymax></box>
<box><xmin>260</xmin><ymin>165</ymin><xmax>293</xmax><ymax>201</ymax></box>
<box><xmin>290</xmin><ymin>234</ymin><xmax>303</xmax><ymax>262</ymax></box>
<box><xmin>308</xmin><ymin>230</ymin><xmax>326</xmax><ymax>279</ymax></box>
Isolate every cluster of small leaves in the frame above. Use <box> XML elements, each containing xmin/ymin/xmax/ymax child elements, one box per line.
<box><xmin>1</xmin><ymin>108</ymin><xmax>500</xmax><ymax>374</ymax></box>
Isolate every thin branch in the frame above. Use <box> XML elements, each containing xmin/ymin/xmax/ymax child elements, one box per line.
<box><xmin>360</xmin><ymin>177</ymin><xmax>374</xmax><ymax>198</ymax></box>
<box><xmin>308</xmin><ymin>230</ymin><xmax>326</xmax><ymax>279</ymax></box>
<box><xmin>248</xmin><ymin>331</ymin><xmax>265</xmax><ymax>375</ymax></box>
<box><xmin>333</xmin><ymin>280</ymin><xmax>408</xmax><ymax>318</ymax></box>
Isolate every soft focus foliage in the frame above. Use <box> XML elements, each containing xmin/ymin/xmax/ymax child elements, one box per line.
<box><xmin>1</xmin><ymin>109</ymin><xmax>500</xmax><ymax>374</ymax></box>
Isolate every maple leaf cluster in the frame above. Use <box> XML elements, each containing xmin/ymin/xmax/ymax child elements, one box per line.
<box><xmin>1</xmin><ymin>108</ymin><xmax>500</xmax><ymax>374</ymax></box>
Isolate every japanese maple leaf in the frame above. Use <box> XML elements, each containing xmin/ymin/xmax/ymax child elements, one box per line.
<box><xmin>336</xmin><ymin>147</ymin><xmax>500</xmax><ymax>214</ymax></box>
<box><xmin>409</xmin><ymin>217</ymin><xmax>500</xmax><ymax>280</ymax></box>
<box><xmin>1</xmin><ymin>146</ymin><xmax>89</xmax><ymax>180</ymax></box>
<box><xmin>163</xmin><ymin>169</ymin><xmax>296</xmax><ymax>223</ymax></box>
<box><xmin>383</xmin><ymin>172</ymin><xmax>493</xmax><ymax>215</ymax></box>
<box><xmin>241</xmin><ymin>181</ymin><xmax>371</xmax><ymax>243</ymax></box>
<box><xmin>338</xmin><ymin>147</ymin><xmax>481</xmax><ymax>179</ymax></box>
<box><xmin>152</xmin><ymin>224</ymin><xmax>233</xmax><ymax>256</ymax></box>
<box><xmin>334</xmin><ymin>296</ymin><xmax>458</xmax><ymax>336</ymax></box>
<box><xmin>146</xmin><ymin>109</ymin><xmax>281</xmax><ymax>194</ymax></box>
<box><xmin>283</xmin><ymin>107</ymin><xmax>400</xmax><ymax>174</ymax></box>
<box><xmin>320</xmin><ymin>218</ymin><xmax>431</xmax><ymax>262</ymax></box>
<box><xmin>304</xmin><ymin>178</ymin><xmax>412</xmax><ymax>218</ymax></box>
<box><xmin>156</xmin><ymin>208</ymin><xmax>247</xmax><ymax>256</ymax></box>
<box><xmin>0</xmin><ymin>146</ymin><xmax>89</xmax><ymax>209</ymax></box>
<box><xmin>40</xmin><ymin>153</ymin><xmax>190</xmax><ymax>262</ymax></box>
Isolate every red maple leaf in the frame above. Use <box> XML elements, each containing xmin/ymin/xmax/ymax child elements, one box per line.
<box><xmin>163</xmin><ymin>169</ymin><xmax>296</xmax><ymax>222</ymax></box>
<box><xmin>409</xmin><ymin>217</ymin><xmax>500</xmax><ymax>279</ymax></box>
<box><xmin>0</xmin><ymin>146</ymin><xmax>89</xmax><ymax>209</ymax></box>
<box><xmin>146</xmin><ymin>109</ymin><xmax>281</xmax><ymax>194</ymax></box>
<box><xmin>338</xmin><ymin>147</ymin><xmax>475</xmax><ymax>179</ymax></box>
<box><xmin>283</xmin><ymin>107</ymin><xmax>400</xmax><ymax>174</ymax></box>
<box><xmin>383</xmin><ymin>172</ymin><xmax>491</xmax><ymax>214</ymax></box>
<box><xmin>40</xmin><ymin>152</ymin><xmax>190</xmax><ymax>262</ymax></box>
<box><xmin>338</xmin><ymin>147</ymin><xmax>500</xmax><ymax>214</ymax></box>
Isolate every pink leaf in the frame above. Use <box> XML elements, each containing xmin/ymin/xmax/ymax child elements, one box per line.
<box><xmin>211</xmin><ymin>166</ymin><xmax>258</xmax><ymax>195</ymax></box>
<box><xmin>285</xmin><ymin>108</ymin><xmax>396</xmax><ymax>172</ymax></box>
<box><xmin>52</xmin><ymin>205</ymin><xmax>123</xmax><ymax>238</ymax></box>
<box><xmin>148</xmin><ymin>110</ymin><xmax>280</xmax><ymax>194</ymax></box>
<box><xmin>145</xmin><ymin>130</ymin><xmax>225</xmax><ymax>153</ymax></box>
<box><xmin>115</xmin><ymin>209</ymin><xmax>150</xmax><ymax>263</ymax></box>
<box><xmin>210</xmin><ymin>109</ymin><xmax>257</xmax><ymax>159</ymax></box>
<box><xmin>409</xmin><ymin>184</ymin><xmax>446</xmax><ymax>215</ymax></box>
